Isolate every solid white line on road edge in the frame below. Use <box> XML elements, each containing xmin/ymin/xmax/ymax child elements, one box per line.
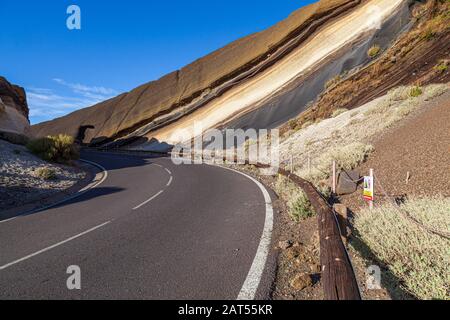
<box><xmin>133</xmin><ymin>190</ymin><xmax>164</xmax><ymax>210</ymax></box>
<box><xmin>166</xmin><ymin>176</ymin><xmax>173</xmax><ymax>187</ymax></box>
<box><xmin>0</xmin><ymin>159</ymin><xmax>109</xmax><ymax>225</ymax></box>
<box><xmin>0</xmin><ymin>217</ymin><xmax>18</xmax><ymax>225</ymax></box>
<box><xmin>210</xmin><ymin>165</ymin><xmax>274</xmax><ymax>300</ymax></box>
<box><xmin>0</xmin><ymin>221</ymin><xmax>111</xmax><ymax>271</ymax></box>
<box><xmin>79</xmin><ymin>159</ymin><xmax>109</xmax><ymax>189</ymax></box>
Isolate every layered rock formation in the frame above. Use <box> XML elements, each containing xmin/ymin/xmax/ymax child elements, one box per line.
<box><xmin>31</xmin><ymin>0</ymin><xmax>362</xmax><ymax>144</ymax></box>
<box><xmin>0</xmin><ymin>76</ymin><xmax>31</xmax><ymax>138</ymax></box>
<box><xmin>31</xmin><ymin>0</ymin><xmax>447</xmax><ymax>150</ymax></box>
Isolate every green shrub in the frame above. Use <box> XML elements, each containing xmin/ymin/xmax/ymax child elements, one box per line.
<box><xmin>27</xmin><ymin>134</ymin><xmax>79</xmax><ymax>163</ymax></box>
<box><xmin>35</xmin><ymin>167</ymin><xmax>57</xmax><ymax>180</ymax></box>
<box><xmin>274</xmin><ymin>175</ymin><xmax>315</xmax><ymax>222</ymax></box>
<box><xmin>288</xmin><ymin>190</ymin><xmax>314</xmax><ymax>221</ymax></box>
<box><xmin>367</xmin><ymin>45</ymin><xmax>381</xmax><ymax>58</ymax></box>
<box><xmin>409</xmin><ymin>86</ymin><xmax>423</xmax><ymax>98</ymax></box>
<box><xmin>434</xmin><ymin>60</ymin><xmax>448</xmax><ymax>73</ymax></box>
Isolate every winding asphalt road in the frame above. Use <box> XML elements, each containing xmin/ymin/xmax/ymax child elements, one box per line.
<box><xmin>0</xmin><ymin>151</ymin><xmax>276</xmax><ymax>300</ymax></box>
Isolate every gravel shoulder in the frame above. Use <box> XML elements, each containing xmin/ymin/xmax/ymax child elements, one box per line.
<box><xmin>0</xmin><ymin>140</ymin><xmax>91</xmax><ymax>215</ymax></box>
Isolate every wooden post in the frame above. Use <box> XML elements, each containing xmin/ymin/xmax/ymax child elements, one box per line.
<box><xmin>332</xmin><ymin>161</ymin><xmax>337</xmax><ymax>195</ymax></box>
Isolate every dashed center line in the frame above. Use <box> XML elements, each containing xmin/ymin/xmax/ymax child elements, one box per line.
<box><xmin>132</xmin><ymin>163</ymin><xmax>173</xmax><ymax>210</ymax></box>
<box><xmin>166</xmin><ymin>176</ymin><xmax>173</xmax><ymax>187</ymax></box>
<box><xmin>133</xmin><ymin>190</ymin><xmax>164</xmax><ymax>210</ymax></box>
<box><xmin>0</xmin><ymin>221</ymin><xmax>111</xmax><ymax>271</ymax></box>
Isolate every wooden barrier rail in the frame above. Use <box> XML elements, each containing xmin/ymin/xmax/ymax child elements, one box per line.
<box><xmin>86</xmin><ymin>147</ymin><xmax>361</xmax><ymax>300</ymax></box>
<box><xmin>277</xmin><ymin>168</ymin><xmax>361</xmax><ymax>300</ymax></box>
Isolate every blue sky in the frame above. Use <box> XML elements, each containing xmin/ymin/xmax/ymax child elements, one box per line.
<box><xmin>0</xmin><ymin>0</ymin><xmax>315</xmax><ymax>124</ymax></box>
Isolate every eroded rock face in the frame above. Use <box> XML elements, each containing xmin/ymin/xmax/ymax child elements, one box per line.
<box><xmin>31</xmin><ymin>0</ymin><xmax>358</xmax><ymax>144</ymax></box>
<box><xmin>0</xmin><ymin>76</ymin><xmax>31</xmax><ymax>137</ymax></box>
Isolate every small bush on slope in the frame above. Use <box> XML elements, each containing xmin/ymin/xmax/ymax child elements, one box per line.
<box><xmin>354</xmin><ymin>196</ymin><xmax>450</xmax><ymax>300</ymax></box>
<box><xmin>27</xmin><ymin>134</ymin><xmax>79</xmax><ymax>164</ymax></box>
<box><xmin>274</xmin><ymin>175</ymin><xmax>314</xmax><ymax>221</ymax></box>
<box><xmin>434</xmin><ymin>60</ymin><xmax>449</xmax><ymax>73</ymax></box>
<box><xmin>367</xmin><ymin>45</ymin><xmax>381</xmax><ymax>58</ymax></box>
<box><xmin>409</xmin><ymin>86</ymin><xmax>423</xmax><ymax>98</ymax></box>
<box><xmin>35</xmin><ymin>167</ymin><xmax>57</xmax><ymax>180</ymax></box>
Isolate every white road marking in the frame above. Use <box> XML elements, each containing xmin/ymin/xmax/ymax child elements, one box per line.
<box><xmin>133</xmin><ymin>190</ymin><xmax>164</xmax><ymax>210</ymax></box>
<box><xmin>0</xmin><ymin>221</ymin><xmax>111</xmax><ymax>271</ymax></box>
<box><xmin>79</xmin><ymin>159</ymin><xmax>109</xmax><ymax>188</ymax></box>
<box><xmin>166</xmin><ymin>176</ymin><xmax>173</xmax><ymax>187</ymax></box>
<box><xmin>0</xmin><ymin>217</ymin><xmax>18</xmax><ymax>225</ymax></box>
<box><xmin>0</xmin><ymin>159</ymin><xmax>108</xmax><ymax>225</ymax></box>
<box><xmin>210</xmin><ymin>165</ymin><xmax>274</xmax><ymax>300</ymax></box>
<box><xmin>165</xmin><ymin>168</ymin><xmax>172</xmax><ymax>175</ymax></box>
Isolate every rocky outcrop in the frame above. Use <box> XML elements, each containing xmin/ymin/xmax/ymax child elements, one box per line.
<box><xmin>0</xmin><ymin>76</ymin><xmax>31</xmax><ymax>138</ymax></box>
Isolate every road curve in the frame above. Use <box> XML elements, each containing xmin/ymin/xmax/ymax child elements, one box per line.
<box><xmin>0</xmin><ymin>151</ymin><xmax>275</xmax><ymax>299</ymax></box>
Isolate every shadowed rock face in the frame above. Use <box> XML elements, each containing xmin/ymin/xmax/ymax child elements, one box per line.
<box><xmin>31</xmin><ymin>0</ymin><xmax>358</xmax><ymax>144</ymax></box>
<box><xmin>0</xmin><ymin>76</ymin><xmax>31</xmax><ymax>137</ymax></box>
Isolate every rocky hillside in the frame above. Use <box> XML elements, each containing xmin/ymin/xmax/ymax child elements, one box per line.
<box><xmin>0</xmin><ymin>76</ymin><xmax>31</xmax><ymax>139</ymax></box>
<box><xmin>31</xmin><ymin>0</ymin><xmax>449</xmax><ymax>151</ymax></box>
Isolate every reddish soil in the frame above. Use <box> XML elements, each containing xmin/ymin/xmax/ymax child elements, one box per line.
<box><xmin>341</xmin><ymin>90</ymin><xmax>450</xmax><ymax>212</ymax></box>
<box><xmin>285</xmin><ymin>0</ymin><xmax>450</xmax><ymax>132</ymax></box>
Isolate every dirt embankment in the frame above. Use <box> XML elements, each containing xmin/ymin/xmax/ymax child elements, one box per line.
<box><xmin>31</xmin><ymin>0</ymin><xmax>360</xmax><ymax>144</ymax></box>
<box><xmin>0</xmin><ymin>140</ymin><xmax>87</xmax><ymax>214</ymax></box>
<box><xmin>285</xmin><ymin>0</ymin><xmax>450</xmax><ymax>132</ymax></box>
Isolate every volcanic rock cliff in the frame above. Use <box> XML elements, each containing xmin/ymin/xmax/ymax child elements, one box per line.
<box><xmin>31</xmin><ymin>0</ymin><xmax>449</xmax><ymax>150</ymax></box>
<box><xmin>0</xmin><ymin>76</ymin><xmax>31</xmax><ymax>138</ymax></box>
<box><xmin>31</xmin><ymin>0</ymin><xmax>361</xmax><ymax>143</ymax></box>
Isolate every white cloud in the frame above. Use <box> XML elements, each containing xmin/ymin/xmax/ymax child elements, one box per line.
<box><xmin>27</xmin><ymin>79</ymin><xmax>118</xmax><ymax>124</ymax></box>
<box><xmin>53</xmin><ymin>78</ymin><xmax>118</xmax><ymax>96</ymax></box>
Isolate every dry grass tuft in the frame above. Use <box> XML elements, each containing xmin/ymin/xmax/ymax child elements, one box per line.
<box><xmin>354</xmin><ymin>196</ymin><xmax>450</xmax><ymax>300</ymax></box>
<box><xmin>297</xmin><ymin>142</ymin><xmax>374</xmax><ymax>184</ymax></box>
<box><xmin>35</xmin><ymin>167</ymin><xmax>57</xmax><ymax>180</ymax></box>
<box><xmin>274</xmin><ymin>175</ymin><xmax>314</xmax><ymax>221</ymax></box>
<box><xmin>367</xmin><ymin>45</ymin><xmax>381</xmax><ymax>58</ymax></box>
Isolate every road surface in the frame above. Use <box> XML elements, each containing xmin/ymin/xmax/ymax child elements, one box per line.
<box><xmin>0</xmin><ymin>151</ymin><xmax>275</xmax><ymax>299</ymax></box>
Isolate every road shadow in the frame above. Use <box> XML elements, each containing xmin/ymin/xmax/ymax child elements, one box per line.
<box><xmin>0</xmin><ymin>142</ymin><xmax>172</xmax><ymax>222</ymax></box>
<box><xmin>0</xmin><ymin>186</ymin><xmax>125</xmax><ymax>221</ymax></box>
